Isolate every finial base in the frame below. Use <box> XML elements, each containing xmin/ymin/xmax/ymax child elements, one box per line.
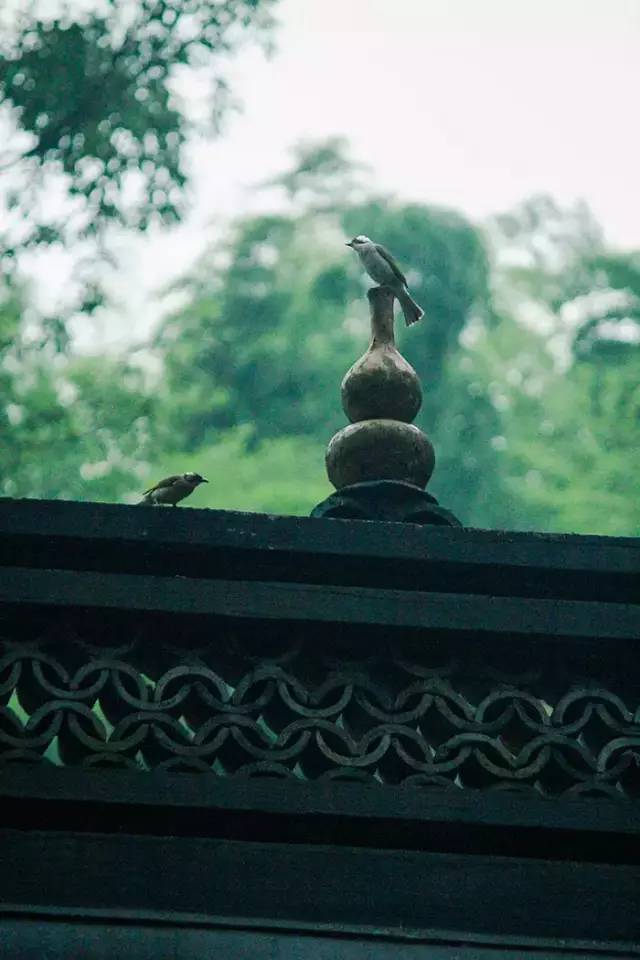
<box><xmin>311</xmin><ymin>480</ymin><xmax>461</xmax><ymax>526</ymax></box>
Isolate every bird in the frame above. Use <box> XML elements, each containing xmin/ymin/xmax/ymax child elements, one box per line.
<box><xmin>346</xmin><ymin>235</ymin><xmax>424</xmax><ymax>326</ymax></box>
<box><xmin>138</xmin><ymin>472</ymin><xmax>208</xmax><ymax>507</ymax></box>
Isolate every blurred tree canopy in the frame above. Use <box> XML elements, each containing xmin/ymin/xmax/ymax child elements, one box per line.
<box><xmin>0</xmin><ymin>0</ymin><xmax>277</xmax><ymax>280</ymax></box>
<box><xmin>2</xmin><ymin>126</ymin><xmax>637</xmax><ymax>533</ymax></box>
<box><xmin>0</xmin><ymin>285</ymin><xmax>152</xmax><ymax>500</ymax></box>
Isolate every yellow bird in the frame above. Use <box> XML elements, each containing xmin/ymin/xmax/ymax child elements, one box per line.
<box><xmin>139</xmin><ymin>472</ymin><xmax>208</xmax><ymax>507</ymax></box>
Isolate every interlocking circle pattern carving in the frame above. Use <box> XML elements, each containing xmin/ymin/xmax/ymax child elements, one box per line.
<box><xmin>1</xmin><ymin>616</ymin><xmax>639</xmax><ymax>798</ymax></box>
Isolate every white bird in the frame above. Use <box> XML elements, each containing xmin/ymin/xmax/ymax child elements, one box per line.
<box><xmin>346</xmin><ymin>235</ymin><xmax>424</xmax><ymax>326</ymax></box>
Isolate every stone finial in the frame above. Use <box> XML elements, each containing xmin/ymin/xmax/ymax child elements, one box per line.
<box><xmin>341</xmin><ymin>286</ymin><xmax>422</xmax><ymax>423</ymax></box>
<box><xmin>313</xmin><ymin>285</ymin><xmax>460</xmax><ymax>526</ymax></box>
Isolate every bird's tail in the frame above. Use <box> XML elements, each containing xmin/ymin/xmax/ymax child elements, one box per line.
<box><xmin>398</xmin><ymin>288</ymin><xmax>425</xmax><ymax>327</ymax></box>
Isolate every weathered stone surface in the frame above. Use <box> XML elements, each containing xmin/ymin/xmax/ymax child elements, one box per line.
<box><xmin>326</xmin><ymin>419</ymin><xmax>435</xmax><ymax>490</ymax></box>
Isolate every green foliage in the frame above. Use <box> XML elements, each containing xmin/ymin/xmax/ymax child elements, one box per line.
<box><xmin>572</xmin><ymin>252</ymin><xmax>640</xmax><ymax>359</ymax></box>
<box><xmin>0</xmin><ymin>287</ymin><xmax>152</xmax><ymax>500</ymax></box>
<box><xmin>2</xmin><ymin>126</ymin><xmax>637</xmax><ymax>535</ymax></box>
<box><xmin>155</xmin><ymin>211</ymin><xmax>361</xmax><ymax>449</ymax></box>
<box><xmin>143</xmin><ymin>426</ymin><xmax>331</xmax><ymax>514</ymax></box>
<box><xmin>0</xmin><ymin>0</ymin><xmax>277</xmax><ymax>261</ymax></box>
<box><xmin>501</xmin><ymin>347</ymin><xmax>640</xmax><ymax>536</ymax></box>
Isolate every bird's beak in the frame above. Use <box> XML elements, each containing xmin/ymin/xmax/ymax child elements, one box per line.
<box><xmin>345</xmin><ymin>240</ymin><xmax>353</xmax><ymax>247</ymax></box>
<box><xmin>201</xmin><ymin>478</ymin><xmax>209</xmax><ymax>483</ymax></box>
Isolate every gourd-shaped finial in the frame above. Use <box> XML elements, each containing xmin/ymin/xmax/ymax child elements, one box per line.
<box><xmin>341</xmin><ymin>286</ymin><xmax>422</xmax><ymax>423</ymax></box>
<box><xmin>325</xmin><ymin>286</ymin><xmax>434</xmax><ymax>491</ymax></box>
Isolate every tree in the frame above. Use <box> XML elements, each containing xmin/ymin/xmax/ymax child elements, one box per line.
<box><xmin>494</xmin><ymin>335</ymin><xmax>640</xmax><ymax>536</ymax></box>
<box><xmin>484</xmin><ymin>199</ymin><xmax>640</xmax><ymax>535</ymax></box>
<box><xmin>0</xmin><ymin>0</ymin><xmax>278</xmax><ymax>278</ymax></box>
<box><xmin>571</xmin><ymin>252</ymin><xmax>640</xmax><ymax>360</ymax></box>
<box><xmin>154</xmin><ymin>210</ymin><xmax>360</xmax><ymax>449</ymax></box>
<box><xmin>262</xmin><ymin>136</ymin><xmax>370</xmax><ymax>211</ymax></box>
<box><xmin>0</xmin><ymin>0</ymin><xmax>279</xmax><ymax>507</ymax></box>
<box><xmin>0</xmin><ymin>285</ymin><xmax>152</xmax><ymax>501</ymax></box>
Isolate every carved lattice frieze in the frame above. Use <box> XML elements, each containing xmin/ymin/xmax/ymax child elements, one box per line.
<box><xmin>1</xmin><ymin>612</ymin><xmax>639</xmax><ymax>799</ymax></box>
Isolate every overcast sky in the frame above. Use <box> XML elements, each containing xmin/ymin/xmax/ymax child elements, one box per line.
<box><xmin>49</xmin><ymin>0</ymin><xmax>640</xmax><ymax>345</ymax></box>
<box><xmin>199</xmin><ymin>0</ymin><xmax>640</xmax><ymax>243</ymax></box>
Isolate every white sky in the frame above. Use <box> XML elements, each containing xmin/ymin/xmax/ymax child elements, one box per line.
<box><xmin>199</xmin><ymin>0</ymin><xmax>640</xmax><ymax>244</ymax></box>
<box><xmin>28</xmin><ymin>0</ymin><xmax>640</xmax><ymax>344</ymax></box>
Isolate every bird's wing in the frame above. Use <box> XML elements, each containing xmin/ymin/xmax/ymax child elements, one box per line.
<box><xmin>143</xmin><ymin>475</ymin><xmax>180</xmax><ymax>496</ymax></box>
<box><xmin>374</xmin><ymin>244</ymin><xmax>408</xmax><ymax>286</ymax></box>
